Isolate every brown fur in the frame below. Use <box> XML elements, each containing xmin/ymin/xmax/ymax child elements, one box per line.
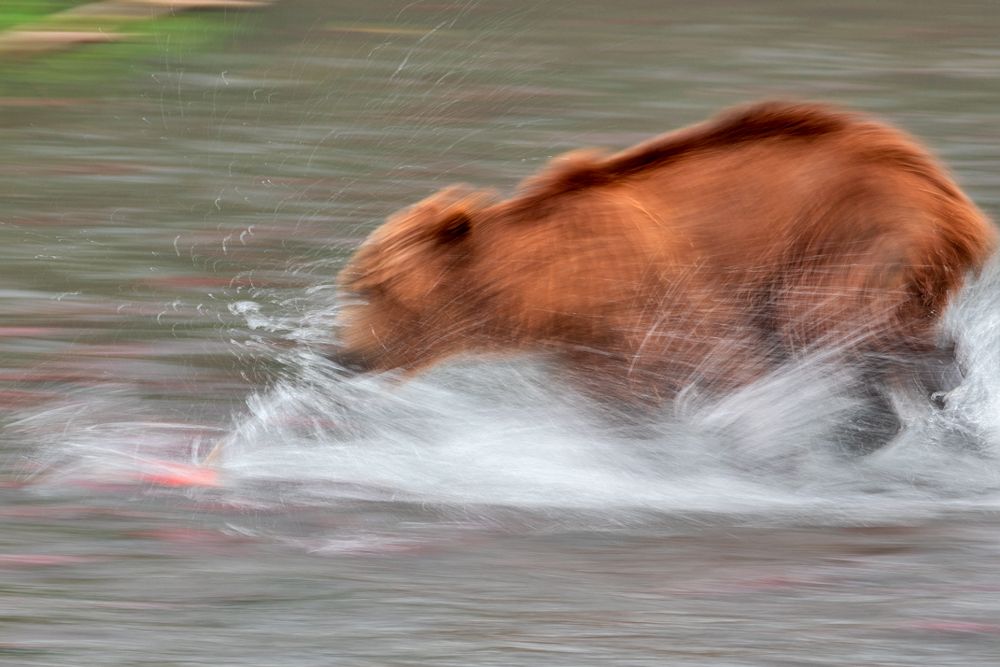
<box><xmin>334</xmin><ymin>101</ymin><xmax>996</xmax><ymax>404</ymax></box>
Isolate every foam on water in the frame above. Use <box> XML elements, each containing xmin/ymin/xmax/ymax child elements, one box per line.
<box><xmin>15</xmin><ymin>260</ymin><xmax>1000</xmax><ymax>525</ymax></box>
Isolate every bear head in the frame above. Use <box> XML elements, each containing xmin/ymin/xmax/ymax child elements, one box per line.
<box><xmin>333</xmin><ymin>186</ymin><xmax>495</xmax><ymax>374</ymax></box>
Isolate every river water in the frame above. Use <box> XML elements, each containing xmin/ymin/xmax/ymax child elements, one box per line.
<box><xmin>2</xmin><ymin>1</ymin><xmax>1000</xmax><ymax>664</ymax></box>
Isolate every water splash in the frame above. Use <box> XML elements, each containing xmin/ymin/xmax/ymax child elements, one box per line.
<box><xmin>14</xmin><ymin>260</ymin><xmax>1000</xmax><ymax>527</ymax></box>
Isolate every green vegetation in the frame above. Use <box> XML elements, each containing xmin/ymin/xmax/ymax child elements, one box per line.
<box><xmin>0</xmin><ymin>2</ymin><xmax>262</xmax><ymax>97</ymax></box>
<box><xmin>0</xmin><ymin>1</ymin><xmax>92</xmax><ymax>32</ymax></box>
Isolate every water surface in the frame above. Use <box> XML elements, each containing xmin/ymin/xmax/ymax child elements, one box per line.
<box><xmin>2</xmin><ymin>1</ymin><xmax>1000</xmax><ymax>664</ymax></box>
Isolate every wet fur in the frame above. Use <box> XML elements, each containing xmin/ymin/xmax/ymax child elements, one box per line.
<box><xmin>335</xmin><ymin>101</ymin><xmax>996</xmax><ymax>414</ymax></box>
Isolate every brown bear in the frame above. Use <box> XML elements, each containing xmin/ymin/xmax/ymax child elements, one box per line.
<box><xmin>332</xmin><ymin>101</ymin><xmax>996</xmax><ymax>418</ymax></box>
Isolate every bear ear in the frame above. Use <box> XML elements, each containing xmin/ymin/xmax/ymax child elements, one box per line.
<box><xmin>423</xmin><ymin>186</ymin><xmax>494</xmax><ymax>245</ymax></box>
<box><xmin>435</xmin><ymin>209</ymin><xmax>473</xmax><ymax>244</ymax></box>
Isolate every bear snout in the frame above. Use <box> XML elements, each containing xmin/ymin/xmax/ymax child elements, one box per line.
<box><xmin>326</xmin><ymin>346</ymin><xmax>374</xmax><ymax>374</ymax></box>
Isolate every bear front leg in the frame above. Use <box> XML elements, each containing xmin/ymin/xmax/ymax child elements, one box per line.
<box><xmin>559</xmin><ymin>321</ymin><xmax>776</xmax><ymax>409</ymax></box>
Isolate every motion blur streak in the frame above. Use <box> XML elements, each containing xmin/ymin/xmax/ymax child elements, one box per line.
<box><xmin>4</xmin><ymin>1</ymin><xmax>1000</xmax><ymax>665</ymax></box>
